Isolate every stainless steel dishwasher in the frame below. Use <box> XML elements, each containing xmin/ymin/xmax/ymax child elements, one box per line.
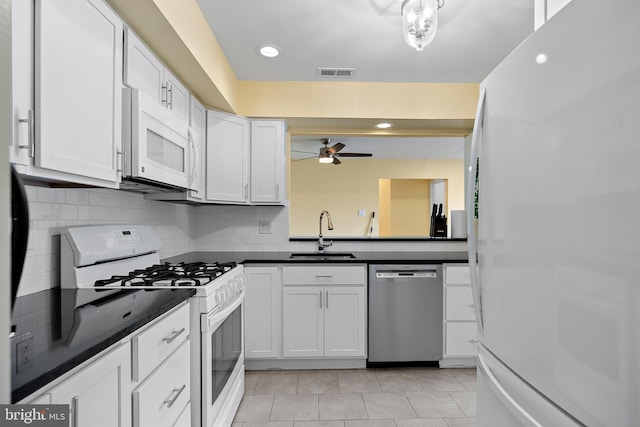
<box><xmin>368</xmin><ymin>264</ymin><xmax>443</xmax><ymax>364</ymax></box>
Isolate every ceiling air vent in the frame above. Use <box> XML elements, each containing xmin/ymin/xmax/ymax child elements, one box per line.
<box><xmin>317</xmin><ymin>67</ymin><xmax>355</xmax><ymax>79</ymax></box>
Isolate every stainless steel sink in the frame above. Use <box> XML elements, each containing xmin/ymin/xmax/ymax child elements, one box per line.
<box><xmin>289</xmin><ymin>252</ymin><xmax>356</xmax><ymax>260</ymax></box>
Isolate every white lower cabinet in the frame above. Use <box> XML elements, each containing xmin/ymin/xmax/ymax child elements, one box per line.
<box><xmin>244</xmin><ymin>265</ymin><xmax>281</xmax><ymax>359</ymax></box>
<box><xmin>47</xmin><ymin>342</ymin><xmax>132</xmax><ymax>427</ymax></box>
<box><xmin>442</xmin><ymin>264</ymin><xmax>478</xmax><ymax>367</ymax></box>
<box><xmin>282</xmin><ymin>265</ymin><xmax>366</xmax><ymax>359</ymax></box>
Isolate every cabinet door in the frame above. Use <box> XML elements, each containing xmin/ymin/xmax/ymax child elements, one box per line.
<box><xmin>206</xmin><ymin>111</ymin><xmax>250</xmax><ymax>203</ymax></box>
<box><xmin>49</xmin><ymin>342</ymin><xmax>131</xmax><ymax>427</ymax></box>
<box><xmin>283</xmin><ymin>287</ymin><xmax>324</xmax><ymax>357</ymax></box>
<box><xmin>124</xmin><ymin>29</ymin><xmax>164</xmax><ymax>103</ymax></box>
<box><xmin>244</xmin><ymin>266</ymin><xmax>281</xmax><ymax>359</ymax></box>
<box><xmin>165</xmin><ymin>71</ymin><xmax>189</xmax><ymax>122</ymax></box>
<box><xmin>188</xmin><ymin>95</ymin><xmax>206</xmax><ymax>199</ymax></box>
<box><xmin>10</xmin><ymin>0</ymin><xmax>33</xmax><ymax>168</ymax></box>
<box><xmin>445</xmin><ymin>286</ymin><xmax>476</xmax><ymax>321</ymax></box>
<box><xmin>445</xmin><ymin>322</ymin><xmax>479</xmax><ymax>357</ymax></box>
<box><xmin>250</xmin><ymin>120</ymin><xmax>285</xmax><ymax>204</ymax></box>
<box><xmin>324</xmin><ymin>287</ymin><xmax>366</xmax><ymax>357</ymax></box>
<box><xmin>35</xmin><ymin>0</ymin><xmax>122</xmax><ymax>184</ymax></box>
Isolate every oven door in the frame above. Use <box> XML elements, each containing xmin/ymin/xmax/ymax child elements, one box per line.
<box><xmin>123</xmin><ymin>87</ymin><xmax>194</xmax><ymax>190</ymax></box>
<box><xmin>201</xmin><ymin>292</ymin><xmax>245</xmax><ymax>427</ymax></box>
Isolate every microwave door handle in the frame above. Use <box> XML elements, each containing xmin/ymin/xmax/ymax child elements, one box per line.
<box><xmin>188</xmin><ymin>127</ymin><xmax>198</xmax><ymax>191</ymax></box>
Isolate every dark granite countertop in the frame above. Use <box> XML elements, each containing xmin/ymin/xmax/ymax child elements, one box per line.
<box><xmin>10</xmin><ymin>288</ymin><xmax>194</xmax><ymax>403</ymax></box>
<box><xmin>163</xmin><ymin>251</ymin><xmax>469</xmax><ymax>265</ymax></box>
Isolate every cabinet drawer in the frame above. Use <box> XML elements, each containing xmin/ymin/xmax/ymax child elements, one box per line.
<box><xmin>133</xmin><ymin>341</ymin><xmax>190</xmax><ymax>427</ymax></box>
<box><xmin>445</xmin><ymin>265</ymin><xmax>471</xmax><ymax>285</ymax></box>
<box><xmin>445</xmin><ymin>286</ymin><xmax>476</xmax><ymax>321</ymax></box>
<box><xmin>445</xmin><ymin>322</ymin><xmax>478</xmax><ymax>356</ymax></box>
<box><xmin>282</xmin><ymin>265</ymin><xmax>365</xmax><ymax>285</ymax></box>
<box><xmin>132</xmin><ymin>303</ymin><xmax>190</xmax><ymax>381</ymax></box>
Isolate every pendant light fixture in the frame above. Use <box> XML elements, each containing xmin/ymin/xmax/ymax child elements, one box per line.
<box><xmin>401</xmin><ymin>0</ymin><xmax>445</xmax><ymax>51</ymax></box>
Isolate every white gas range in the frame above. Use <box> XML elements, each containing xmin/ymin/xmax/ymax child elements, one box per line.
<box><xmin>60</xmin><ymin>224</ymin><xmax>245</xmax><ymax>427</ymax></box>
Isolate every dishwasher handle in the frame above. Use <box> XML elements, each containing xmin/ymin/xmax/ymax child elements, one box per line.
<box><xmin>375</xmin><ymin>271</ymin><xmax>437</xmax><ymax>279</ymax></box>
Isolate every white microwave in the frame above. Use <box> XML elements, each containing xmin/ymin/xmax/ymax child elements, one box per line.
<box><xmin>121</xmin><ymin>88</ymin><xmax>196</xmax><ymax>192</ymax></box>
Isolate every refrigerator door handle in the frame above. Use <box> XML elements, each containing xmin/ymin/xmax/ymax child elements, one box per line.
<box><xmin>467</xmin><ymin>88</ymin><xmax>486</xmax><ymax>334</ymax></box>
<box><xmin>478</xmin><ymin>352</ymin><xmax>544</xmax><ymax>427</ymax></box>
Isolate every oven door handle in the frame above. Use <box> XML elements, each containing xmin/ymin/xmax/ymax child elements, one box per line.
<box><xmin>201</xmin><ymin>289</ymin><xmax>244</xmax><ymax>332</ymax></box>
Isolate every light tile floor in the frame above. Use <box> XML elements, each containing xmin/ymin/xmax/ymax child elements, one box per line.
<box><xmin>233</xmin><ymin>368</ymin><xmax>477</xmax><ymax>427</ymax></box>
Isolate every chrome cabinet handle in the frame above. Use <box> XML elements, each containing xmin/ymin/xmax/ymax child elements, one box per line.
<box><xmin>162</xmin><ymin>84</ymin><xmax>168</xmax><ymax>106</ymax></box>
<box><xmin>18</xmin><ymin>110</ymin><xmax>34</xmax><ymax>156</ymax></box>
<box><xmin>72</xmin><ymin>396</ymin><xmax>79</xmax><ymax>427</ymax></box>
<box><xmin>314</xmin><ymin>275</ymin><xmax>333</xmax><ymax>278</ymax></box>
<box><xmin>162</xmin><ymin>328</ymin><xmax>186</xmax><ymax>344</ymax></box>
<box><xmin>319</xmin><ymin>291</ymin><xmax>323</xmax><ymax>309</ymax></box>
<box><xmin>167</xmin><ymin>85</ymin><xmax>173</xmax><ymax>109</ymax></box>
<box><xmin>244</xmin><ymin>184</ymin><xmax>249</xmax><ymax>201</ymax></box>
<box><xmin>116</xmin><ymin>149</ymin><xmax>123</xmax><ymax>174</ymax></box>
<box><xmin>163</xmin><ymin>384</ymin><xmax>186</xmax><ymax>408</ymax></box>
<box><xmin>325</xmin><ymin>290</ymin><xmax>329</xmax><ymax>309</ymax></box>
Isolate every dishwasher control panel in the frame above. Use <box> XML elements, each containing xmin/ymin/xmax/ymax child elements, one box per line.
<box><xmin>375</xmin><ymin>270</ymin><xmax>437</xmax><ymax>278</ymax></box>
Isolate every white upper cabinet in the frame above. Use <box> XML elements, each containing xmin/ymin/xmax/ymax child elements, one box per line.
<box><xmin>10</xmin><ymin>0</ymin><xmax>33</xmax><ymax>169</ymax></box>
<box><xmin>21</xmin><ymin>0</ymin><xmax>123</xmax><ymax>187</ymax></box>
<box><xmin>206</xmin><ymin>110</ymin><xmax>251</xmax><ymax>204</ymax></box>
<box><xmin>250</xmin><ymin>120</ymin><xmax>286</xmax><ymax>204</ymax></box>
<box><xmin>124</xmin><ymin>29</ymin><xmax>189</xmax><ymax>122</ymax></box>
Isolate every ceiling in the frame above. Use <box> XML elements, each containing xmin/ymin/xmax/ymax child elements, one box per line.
<box><xmin>195</xmin><ymin>0</ymin><xmax>534</xmax><ymax>157</ymax></box>
<box><xmin>195</xmin><ymin>0</ymin><xmax>534</xmax><ymax>83</ymax></box>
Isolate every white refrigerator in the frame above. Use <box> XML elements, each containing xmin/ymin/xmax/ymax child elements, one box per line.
<box><xmin>467</xmin><ymin>0</ymin><xmax>640</xmax><ymax>426</ymax></box>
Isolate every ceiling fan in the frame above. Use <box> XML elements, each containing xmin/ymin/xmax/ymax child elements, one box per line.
<box><xmin>315</xmin><ymin>138</ymin><xmax>373</xmax><ymax>165</ymax></box>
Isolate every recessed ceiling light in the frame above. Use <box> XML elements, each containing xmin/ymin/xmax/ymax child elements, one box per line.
<box><xmin>535</xmin><ymin>53</ymin><xmax>548</xmax><ymax>64</ymax></box>
<box><xmin>257</xmin><ymin>45</ymin><xmax>280</xmax><ymax>58</ymax></box>
<box><xmin>375</xmin><ymin>122</ymin><xmax>393</xmax><ymax>129</ymax></box>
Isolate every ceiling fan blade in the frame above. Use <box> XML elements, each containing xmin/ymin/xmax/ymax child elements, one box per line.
<box><xmin>334</xmin><ymin>152</ymin><xmax>373</xmax><ymax>157</ymax></box>
<box><xmin>327</xmin><ymin>143</ymin><xmax>345</xmax><ymax>154</ymax></box>
<box><xmin>333</xmin><ymin>157</ymin><xmax>341</xmax><ymax>165</ymax></box>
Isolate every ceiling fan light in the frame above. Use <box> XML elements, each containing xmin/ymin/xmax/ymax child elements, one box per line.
<box><xmin>401</xmin><ymin>0</ymin><xmax>442</xmax><ymax>51</ymax></box>
<box><xmin>319</xmin><ymin>156</ymin><xmax>333</xmax><ymax>164</ymax></box>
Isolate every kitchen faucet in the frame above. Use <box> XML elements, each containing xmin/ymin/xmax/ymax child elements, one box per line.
<box><xmin>318</xmin><ymin>210</ymin><xmax>334</xmax><ymax>252</ymax></box>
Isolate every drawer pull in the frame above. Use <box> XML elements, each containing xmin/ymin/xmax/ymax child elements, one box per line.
<box><xmin>163</xmin><ymin>384</ymin><xmax>186</xmax><ymax>408</ymax></box>
<box><xmin>162</xmin><ymin>328</ymin><xmax>186</xmax><ymax>344</ymax></box>
<box><xmin>314</xmin><ymin>275</ymin><xmax>333</xmax><ymax>279</ymax></box>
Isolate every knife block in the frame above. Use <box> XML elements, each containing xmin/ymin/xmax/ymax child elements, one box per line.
<box><xmin>430</xmin><ymin>216</ymin><xmax>447</xmax><ymax>238</ymax></box>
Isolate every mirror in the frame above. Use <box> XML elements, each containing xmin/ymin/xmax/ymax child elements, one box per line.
<box><xmin>289</xmin><ymin>135</ymin><xmax>467</xmax><ymax>238</ymax></box>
